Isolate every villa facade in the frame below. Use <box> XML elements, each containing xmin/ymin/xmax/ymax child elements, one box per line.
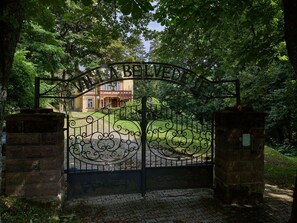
<box><xmin>73</xmin><ymin>80</ymin><xmax>133</xmax><ymax>112</ymax></box>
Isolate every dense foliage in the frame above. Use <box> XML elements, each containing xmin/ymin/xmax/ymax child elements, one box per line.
<box><xmin>5</xmin><ymin>0</ymin><xmax>149</xmax><ymax>112</ymax></box>
<box><xmin>4</xmin><ymin>0</ymin><xmax>297</xmax><ymax>154</ymax></box>
<box><xmin>1</xmin><ymin>0</ymin><xmax>297</xmax><ymax>221</ymax></box>
<box><xmin>147</xmin><ymin>0</ymin><xmax>297</xmax><ymax>153</ymax></box>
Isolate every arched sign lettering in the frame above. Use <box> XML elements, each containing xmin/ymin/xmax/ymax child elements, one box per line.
<box><xmin>35</xmin><ymin>61</ymin><xmax>240</xmax><ymax>107</ymax></box>
<box><xmin>72</xmin><ymin>62</ymin><xmax>205</xmax><ymax>93</ymax></box>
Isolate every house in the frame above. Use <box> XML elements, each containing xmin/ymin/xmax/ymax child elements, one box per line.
<box><xmin>73</xmin><ymin>80</ymin><xmax>133</xmax><ymax>112</ymax></box>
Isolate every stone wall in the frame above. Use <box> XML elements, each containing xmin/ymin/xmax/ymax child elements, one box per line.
<box><xmin>215</xmin><ymin>108</ymin><xmax>266</xmax><ymax>204</ymax></box>
<box><xmin>5</xmin><ymin>109</ymin><xmax>64</xmax><ymax>198</ymax></box>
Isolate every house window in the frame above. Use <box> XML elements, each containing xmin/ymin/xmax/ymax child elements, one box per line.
<box><xmin>104</xmin><ymin>81</ymin><xmax>120</xmax><ymax>90</ymax></box>
<box><xmin>87</xmin><ymin>98</ymin><xmax>93</xmax><ymax>108</ymax></box>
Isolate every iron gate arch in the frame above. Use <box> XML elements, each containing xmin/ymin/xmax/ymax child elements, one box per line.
<box><xmin>34</xmin><ymin>61</ymin><xmax>240</xmax><ymax>198</ymax></box>
<box><xmin>67</xmin><ymin>96</ymin><xmax>214</xmax><ymax>197</ymax></box>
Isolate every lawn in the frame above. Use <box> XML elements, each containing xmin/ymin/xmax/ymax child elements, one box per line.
<box><xmin>264</xmin><ymin>146</ymin><xmax>297</xmax><ymax>189</ymax></box>
<box><xmin>67</xmin><ymin>111</ymin><xmax>212</xmax><ymax>156</ymax></box>
<box><xmin>146</xmin><ymin>119</ymin><xmax>212</xmax><ymax>156</ymax></box>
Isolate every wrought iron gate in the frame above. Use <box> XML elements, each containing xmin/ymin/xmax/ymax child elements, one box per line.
<box><xmin>66</xmin><ymin>97</ymin><xmax>214</xmax><ymax>198</ymax></box>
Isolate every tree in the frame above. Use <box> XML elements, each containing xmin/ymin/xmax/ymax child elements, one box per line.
<box><xmin>150</xmin><ymin>1</ymin><xmax>297</xmax><ymax>221</ymax></box>
<box><xmin>152</xmin><ymin>0</ymin><xmax>292</xmax><ymax>111</ymax></box>
<box><xmin>152</xmin><ymin>0</ymin><xmax>297</xmax><ymax>143</ymax></box>
<box><xmin>0</xmin><ymin>0</ymin><xmax>154</xmax><ymax>110</ymax></box>
<box><xmin>0</xmin><ymin>0</ymin><xmax>26</xmax><ymax>192</ymax></box>
<box><xmin>6</xmin><ymin>50</ymin><xmax>36</xmax><ymax>112</ymax></box>
<box><xmin>4</xmin><ymin>20</ymin><xmax>66</xmax><ymax>112</ymax></box>
<box><xmin>53</xmin><ymin>0</ymin><xmax>153</xmax><ymax>77</ymax></box>
<box><xmin>0</xmin><ymin>0</ymin><xmax>25</xmax><ymax>91</ymax></box>
<box><xmin>283</xmin><ymin>0</ymin><xmax>297</xmax><ymax>221</ymax></box>
<box><xmin>155</xmin><ymin>0</ymin><xmax>284</xmax><ymax>73</ymax></box>
<box><xmin>0</xmin><ymin>0</ymin><xmax>153</xmax><ymax>193</ymax></box>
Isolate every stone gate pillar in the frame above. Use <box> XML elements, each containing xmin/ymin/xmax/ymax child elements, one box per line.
<box><xmin>214</xmin><ymin>108</ymin><xmax>266</xmax><ymax>203</ymax></box>
<box><xmin>5</xmin><ymin>109</ymin><xmax>64</xmax><ymax>200</ymax></box>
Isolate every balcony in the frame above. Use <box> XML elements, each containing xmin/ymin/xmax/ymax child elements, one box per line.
<box><xmin>99</xmin><ymin>90</ymin><xmax>132</xmax><ymax>100</ymax></box>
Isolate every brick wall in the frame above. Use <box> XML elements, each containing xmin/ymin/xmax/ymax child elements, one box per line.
<box><xmin>215</xmin><ymin>109</ymin><xmax>266</xmax><ymax>204</ymax></box>
<box><xmin>5</xmin><ymin>109</ymin><xmax>64</xmax><ymax>198</ymax></box>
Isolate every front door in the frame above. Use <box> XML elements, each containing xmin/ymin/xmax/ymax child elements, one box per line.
<box><xmin>111</xmin><ymin>98</ymin><xmax>118</xmax><ymax>107</ymax></box>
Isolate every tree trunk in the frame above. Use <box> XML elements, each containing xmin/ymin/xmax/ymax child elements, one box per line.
<box><xmin>283</xmin><ymin>0</ymin><xmax>297</xmax><ymax>76</ymax></box>
<box><xmin>0</xmin><ymin>0</ymin><xmax>25</xmax><ymax>89</ymax></box>
<box><xmin>0</xmin><ymin>0</ymin><xmax>26</xmax><ymax>193</ymax></box>
<box><xmin>287</xmin><ymin>112</ymin><xmax>292</xmax><ymax>143</ymax></box>
<box><xmin>283</xmin><ymin>1</ymin><xmax>297</xmax><ymax>222</ymax></box>
<box><xmin>289</xmin><ymin>173</ymin><xmax>297</xmax><ymax>223</ymax></box>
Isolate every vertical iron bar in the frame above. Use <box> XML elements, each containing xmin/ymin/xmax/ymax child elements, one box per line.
<box><xmin>211</xmin><ymin>116</ymin><xmax>215</xmax><ymax>188</ymax></box>
<box><xmin>34</xmin><ymin>77</ymin><xmax>40</xmax><ymax>108</ymax></box>
<box><xmin>141</xmin><ymin>96</ymin><xmax>147</xmax><ymax>196</ymax></box>
<box><xmin>66</xmin><ymin>115</ymin><xmax>70</xmax><ymax>173</ymax></box>
<box><xmin>211</xmin><ymin>115</ymin><xmax>215</xmax><ymax>165</ymax></box>
<box><xmin>235</xmin><ymin>80</ymin><xmax>241</xmax><ymax>106</ymax></box>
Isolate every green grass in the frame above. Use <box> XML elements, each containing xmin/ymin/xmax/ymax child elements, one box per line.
<box><xmin>264</xmin><ymin>145</ymin><xmax>297</xmax><ymax>189</ymax></box>
<box><xmin>113</xmin><ymin>119</ymin><xmax>140</xmax><ymax>132</ymax></box>
<box><xmin>69</xmin><ymin>111</ymin><xmax>138</xmax><ymax>129</ymax></box>
<box><xmin>146</xmin><ymin>120</ymin><xmax>211</xmax><ymax>155</ymax></box>
<box><xmin>67</xmin><ymin>112</ymin><xmax>213</xmax><ymax>157</ymax></box>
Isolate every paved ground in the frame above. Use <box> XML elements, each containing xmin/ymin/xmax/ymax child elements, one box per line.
<box><xmin>65</xmin><ymin>184</ymin><xmax>293</xmax><ymax>223</ymax></box>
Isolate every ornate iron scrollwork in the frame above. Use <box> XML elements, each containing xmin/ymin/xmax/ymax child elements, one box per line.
<box><xmin>67</xmin><ymin>97</ymin><xmax>213</xmax><ymax>172</ymax></box>
<box><xmin>68</xmin><ymin>100</ymin><xmax>142</xmax><ymax>171</ymax></box>
<box><xmin>146</xmin><ymin>98</ymin><xmax>213</xmax><ymax>166</ymax></box>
